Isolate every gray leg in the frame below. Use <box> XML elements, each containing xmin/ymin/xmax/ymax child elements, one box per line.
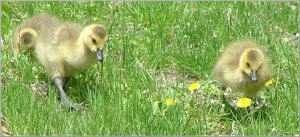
<box><xmin>57</xmin><ymin>76</ymin><xmax>71</xmax><ymax>100</ymax></box>
<box><xmin>53</xmin><ymin>77</ymin><xmax>83</xmax><ymax>111</ymax></box>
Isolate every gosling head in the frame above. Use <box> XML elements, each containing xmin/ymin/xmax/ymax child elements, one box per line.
<box><xmin>81</xmin><ymin>24</ymin><xmax>108</xmax><ymax>62</ymax></box>
<box><xmin>16</xmin><ymin>27</ymin><xmax>38</xmax><ymax>53</ymax></box>
<box><xmin>239</xmin><ymin>48</ymin><xmax>265</xmax><ymax>81</ymax></box>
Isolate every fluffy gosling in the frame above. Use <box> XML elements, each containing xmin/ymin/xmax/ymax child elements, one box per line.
<box><xmin>214</xmin><ymin>40</ymin><xmax>271</xmax><ymax>97</ymax></box>
<box><xmin>13</xmin><ymin>13</ymin><xmax>108</xmax><ymax>111</ymax></box>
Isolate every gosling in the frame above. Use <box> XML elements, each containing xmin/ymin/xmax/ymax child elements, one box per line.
<box><xmin>13</xmin><ymin>13</ymin><xmax>108</xmax><ymax>111</ymax></box>
<box><xmin>214</xmin><ymin>40</ymin><xmax>271</xmax><ymax>97</ymax></box>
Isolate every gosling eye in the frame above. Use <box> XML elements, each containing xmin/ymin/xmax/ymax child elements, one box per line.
<box><xmin>246</xmin><ymin>62</ymin><xmax>250</xmax><ymax>67</ymax></box>
<box><xmin>91</xmin><ymin>38</ymin><xmax>97</xmax><ymax>44</ymax></box>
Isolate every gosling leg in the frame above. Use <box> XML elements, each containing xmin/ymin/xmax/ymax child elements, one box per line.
<box><xmin>56</xmin><ymin>76</ymin><xmax>70</xmax><ymax>100</ymax></box>
<box><xmin>53</xmin><ymin>77</ymin><xmax>83</xmax><ymax>111</ymax></box>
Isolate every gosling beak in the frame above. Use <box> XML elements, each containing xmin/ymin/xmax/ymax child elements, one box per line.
<box><xmin>251</xmin><ymin>71</ymin><xmax>257</xmax><ymax>81</ymax></box>
<box><xmin>96</xmin><ymin>48</ymin><xmax>103</xmax><ymax>62</ymax></box>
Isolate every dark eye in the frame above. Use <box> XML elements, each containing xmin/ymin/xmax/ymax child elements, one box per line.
<box><xmin>91</xmin><ymin>38</ymin><xmax>97</xmax><ymax>44</ymax></box>
<box><xmin>246</xmin><ymin>62</ymin><xmax>250</xmax><ymax>67</ymax></box>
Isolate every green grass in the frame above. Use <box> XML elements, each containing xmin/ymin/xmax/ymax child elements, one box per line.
<box><xmin>1</xmin><ymin>1</ymin><xmax>299</xmax><ymax>136</ymax></box>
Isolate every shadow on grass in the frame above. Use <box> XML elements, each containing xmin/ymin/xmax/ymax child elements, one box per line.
<box><xmin>220</xmin><ymin>94</ymin><xmax>271</xmax><ymax>123</ymax></box>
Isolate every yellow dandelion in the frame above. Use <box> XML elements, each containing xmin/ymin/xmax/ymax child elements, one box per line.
<box><xmin>165</xmin><ymin>98</ymin><xmax>175</xmax><ymax>106</ymax></box>
<box><xmin>236</xmin><ymin>97</ymin><xmax>252</xmax><ymax>108</ymax></box>
<box><xmin>265</xmin><ymin>79</ymin><xmax>275</xmax><ymax>87</ymax></box>
<box><xmin>188</xmin><ymin>82</ymin><xmax>200</xmax><ymax>91</ymax></box>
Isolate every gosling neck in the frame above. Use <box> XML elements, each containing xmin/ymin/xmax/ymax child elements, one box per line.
<box><xmin>239</xmin><ymin>52</ymin><xmax>247</xmax><ymax>69</ymax></box>
<box><xmin>73</xmin><ymin>35</ymin><xmax>97</xmax><ymax>65</ymax></box>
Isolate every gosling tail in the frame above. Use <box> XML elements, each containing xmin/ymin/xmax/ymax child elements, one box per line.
<box><xmin>14</xmin><ymin>27</ymin><xmax>38</xmax><ymax>53</ymax></box>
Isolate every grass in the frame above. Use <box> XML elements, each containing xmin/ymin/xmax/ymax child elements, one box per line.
<box><xmin>1</xmin><ymin>1</ymin><xmax>299</xmax><ymax>136</ymax></box>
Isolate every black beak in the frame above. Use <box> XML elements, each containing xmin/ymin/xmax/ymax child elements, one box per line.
<box><xmin>251</xmin><ymin>71</ymin><xmax>257</xmax><ymax>81</ymax></box>
<box><xmin>96</xmin><ymin>48</ymin><xmax>103</xmax><ymax>62</ymax></box>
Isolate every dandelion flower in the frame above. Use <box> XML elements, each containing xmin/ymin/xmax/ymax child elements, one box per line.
<box><xmin>236</xmin><ymin>97</ymin><xmax>252</xmax><ymax>108</ymax></box>
<box><xmin>265</xmin><ymin>79</ymin><xmax>275</xmax><ymax>87</ymax></box>
<box><xmin>165</xmin><ymin>98</ymin><xmax>175</xmax><ymax>106</ymax></box>
<box><xmin>188</xmin><ymin>82</ymin><xmax>200</xmax><ymax>91</ymax></box>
